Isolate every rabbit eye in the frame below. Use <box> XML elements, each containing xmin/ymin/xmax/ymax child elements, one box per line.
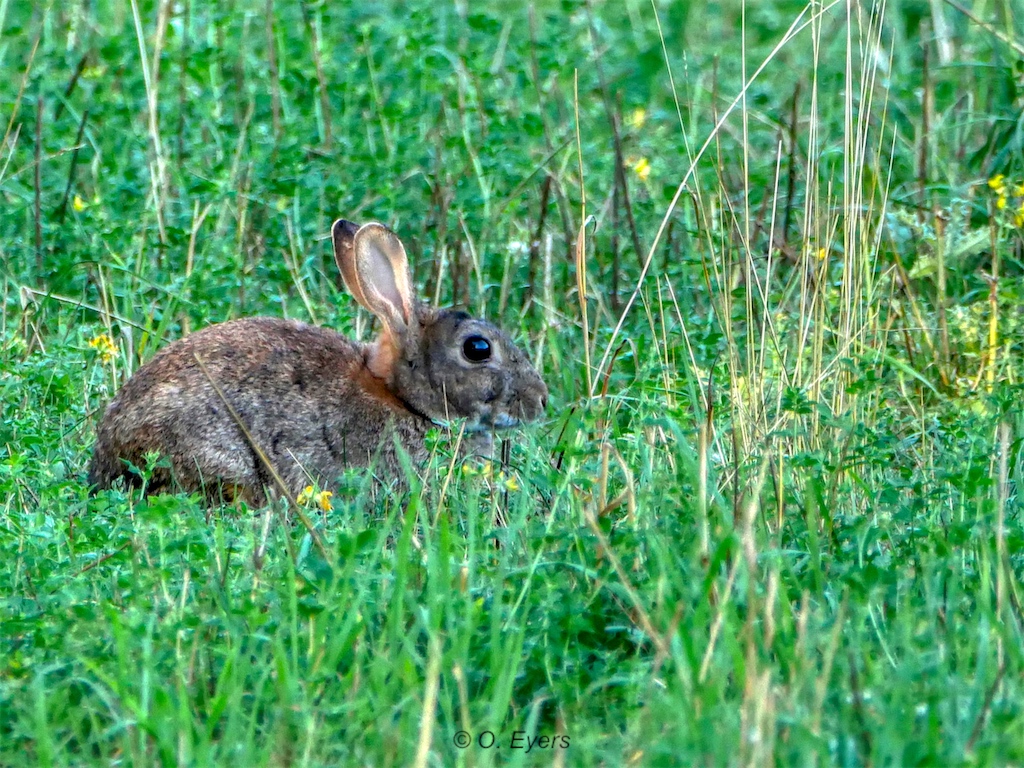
<box><xmin>463</xmin><ymin>336</ymin><xmax>492</xmax><ymax>362</ymax></box>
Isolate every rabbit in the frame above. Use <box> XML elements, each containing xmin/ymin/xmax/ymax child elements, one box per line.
<box><xmin>87</xmin><ymin>219</ymin><xmax>548</xmax><ymax>506</ymax></box>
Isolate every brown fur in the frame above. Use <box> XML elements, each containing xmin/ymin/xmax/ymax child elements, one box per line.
<box><xmin>87</xmin><ymin>221</ymin><xmax>547</xmax><ymax>505</ymax></box>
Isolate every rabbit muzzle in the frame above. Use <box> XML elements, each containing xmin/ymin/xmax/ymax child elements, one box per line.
<box><xmin>469</xmin><ymin>367</ymin><xmax>548</xmax><ymax>431</ymax></box>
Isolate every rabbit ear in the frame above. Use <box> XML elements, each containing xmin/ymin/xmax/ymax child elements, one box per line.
<box><xmin>332</xmin><ymin>219</ymin><xmax>371</xmax><ymax>308</ymax></box>
<box><xmin>350</xmin><ymin>222</ymin><xmax>415</xmax><ymax>334</ymax></box>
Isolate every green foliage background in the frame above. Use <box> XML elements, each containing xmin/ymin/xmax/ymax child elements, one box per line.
<box><xmin>2</xmin><ymin>0</ymin><xmax>1024</xmax><ymax>765</ymax></box>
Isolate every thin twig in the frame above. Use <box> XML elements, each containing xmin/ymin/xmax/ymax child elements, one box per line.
<box><xmin>584</xmin><ymin>508</ymin><xmax>669</xmax><ymax>657</ymax></box>
<box><xmin>2</xmin><ymin>32</ymin><xmax>40</xmax><ymax>151</ymax></box>
<box><xmin>193</xmin><ymin>354</ymin><xmax>330</xmax><ymax>561</ymax></box>
<box><xmin>130</xmin><ymin>0</ymin><xmax>168</xmax><ymax>245</ymax></box>
<box><xmin>56</xmin><ymin>108</ymin><xmax>89</xmax><ymax>223</ymax></box>
<box><xmin>943</xmin><ymin>0</ymin><xmax>1024</xmax><ymax>56</ymax></box>
<box><xmin>303</xmin><ymin>3</ymin><xmax>333</xmax><ymax>150</ymax></box>
<box><xmin>76</xmin><ymin>540</ymin><xmax>133</xmax><ymax>575</ymax></box>
<box><xmin>585</xmin><ymin>0</ymin><xmax>645</xmax><ymax>270</ymax></box>
<box><xmin>966</xmin><ymin>661</ymin><xmax>1007</xmax><ymax>751</ymax></box>
<box><xmin>573</xmin><ymin>70</ymin><xmax>593</xmax><ymax>397</ymax></box>
<box><xmin>53</xmin><ymin>53</ymin><xmax>89</xmax><ymax>122</ymax></box>
<box><xmin>527</xmin><ymin>174</ymin><xmax>551</xmax><ymax>303</ymax></box>
<box><xmin>265</xmin><ymin>0</ymin><xmax>282</xmax><ymax>138</ymax></box>
<box><xmin>34</xmin><ymin>90</ymin><xmax>43</xmax><ymax>279</ymax></box>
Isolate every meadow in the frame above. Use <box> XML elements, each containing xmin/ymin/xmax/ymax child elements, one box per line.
<box><xmin>2</xmin><ymin>0</ymin><xmax>1024</xmax><ymax>764</ymax></box>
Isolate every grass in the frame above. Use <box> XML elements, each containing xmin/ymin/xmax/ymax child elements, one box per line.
<box><xmin>2</xmin><ymin>0</ymin><xmax>1024</xmax><ymax>764</ymax></box>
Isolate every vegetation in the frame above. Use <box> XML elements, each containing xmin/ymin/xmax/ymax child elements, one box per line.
<box><xmin>2</xmin><ymin>0</ymin><xmax>1024</xmax><ymax>764</ymax></box>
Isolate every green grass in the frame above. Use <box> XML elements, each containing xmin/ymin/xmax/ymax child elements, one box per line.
<box><xmin>3</xmin><ymin>0</ymin><xmax>1024</xmax><ymax>764</ymax></box>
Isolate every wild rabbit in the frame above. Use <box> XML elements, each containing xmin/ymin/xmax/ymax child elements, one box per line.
<box><xmin>87</xmin><ymin>220</ymin><xmax>548</xmax><ymax>505</ymax></box>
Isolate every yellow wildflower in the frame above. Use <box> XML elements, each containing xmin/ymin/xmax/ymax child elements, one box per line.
<box><xmin>88</xmin><ymin>333</ymin><xmax>117</xmax><ymax>363</ymax></box>
<box><xmin>461</xmin><ymin>460</ymin><xmax>519</xmax><ymax>491</ymax></box>
<box><xmin>997</xmin><ymin>195</ymin><xmax>1007</xmax><ymax>210</ymax></box>
<box><xmin>463</xmin><ymin>461</ymin><xmax>493</xmax><ymax>479</ymax></box>
<box><xmin>72</xmin><ymin>195</ymin><xmax>87</xmax><ymax>212</ymax></box>
<box><xmin>1015</xmin><ymin>201</ymin><xmax>1024</xmax><ymax>228</ymax></box>
<box><xmin>634</xmin><ymin>157</ymin><xmax>651</xmax><ymax>181</ymax></box>
<box><xmin>816</xmin><ymin>247</ymin><xmax>827</xmax><ymax>261</ymax></box>
<box><xmin>988</xmin><ymin>174</ymin><xmax>1006</xmax><ymax>193</ymax></box>
<box><xmin>628</xmin><ymin>108</ymin><xmax>646</xmax><ymax>130</ymax></box>
<box><xmin>296</xmin><ymin>485</ymin><xmax>333</xmax><ymax>510</ymax></box>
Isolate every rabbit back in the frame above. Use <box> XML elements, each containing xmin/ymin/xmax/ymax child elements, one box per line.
<box><xmin>87</xmin><ymin>316</ymin><xmax>431</xmax><ymax>504</ymax></box>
